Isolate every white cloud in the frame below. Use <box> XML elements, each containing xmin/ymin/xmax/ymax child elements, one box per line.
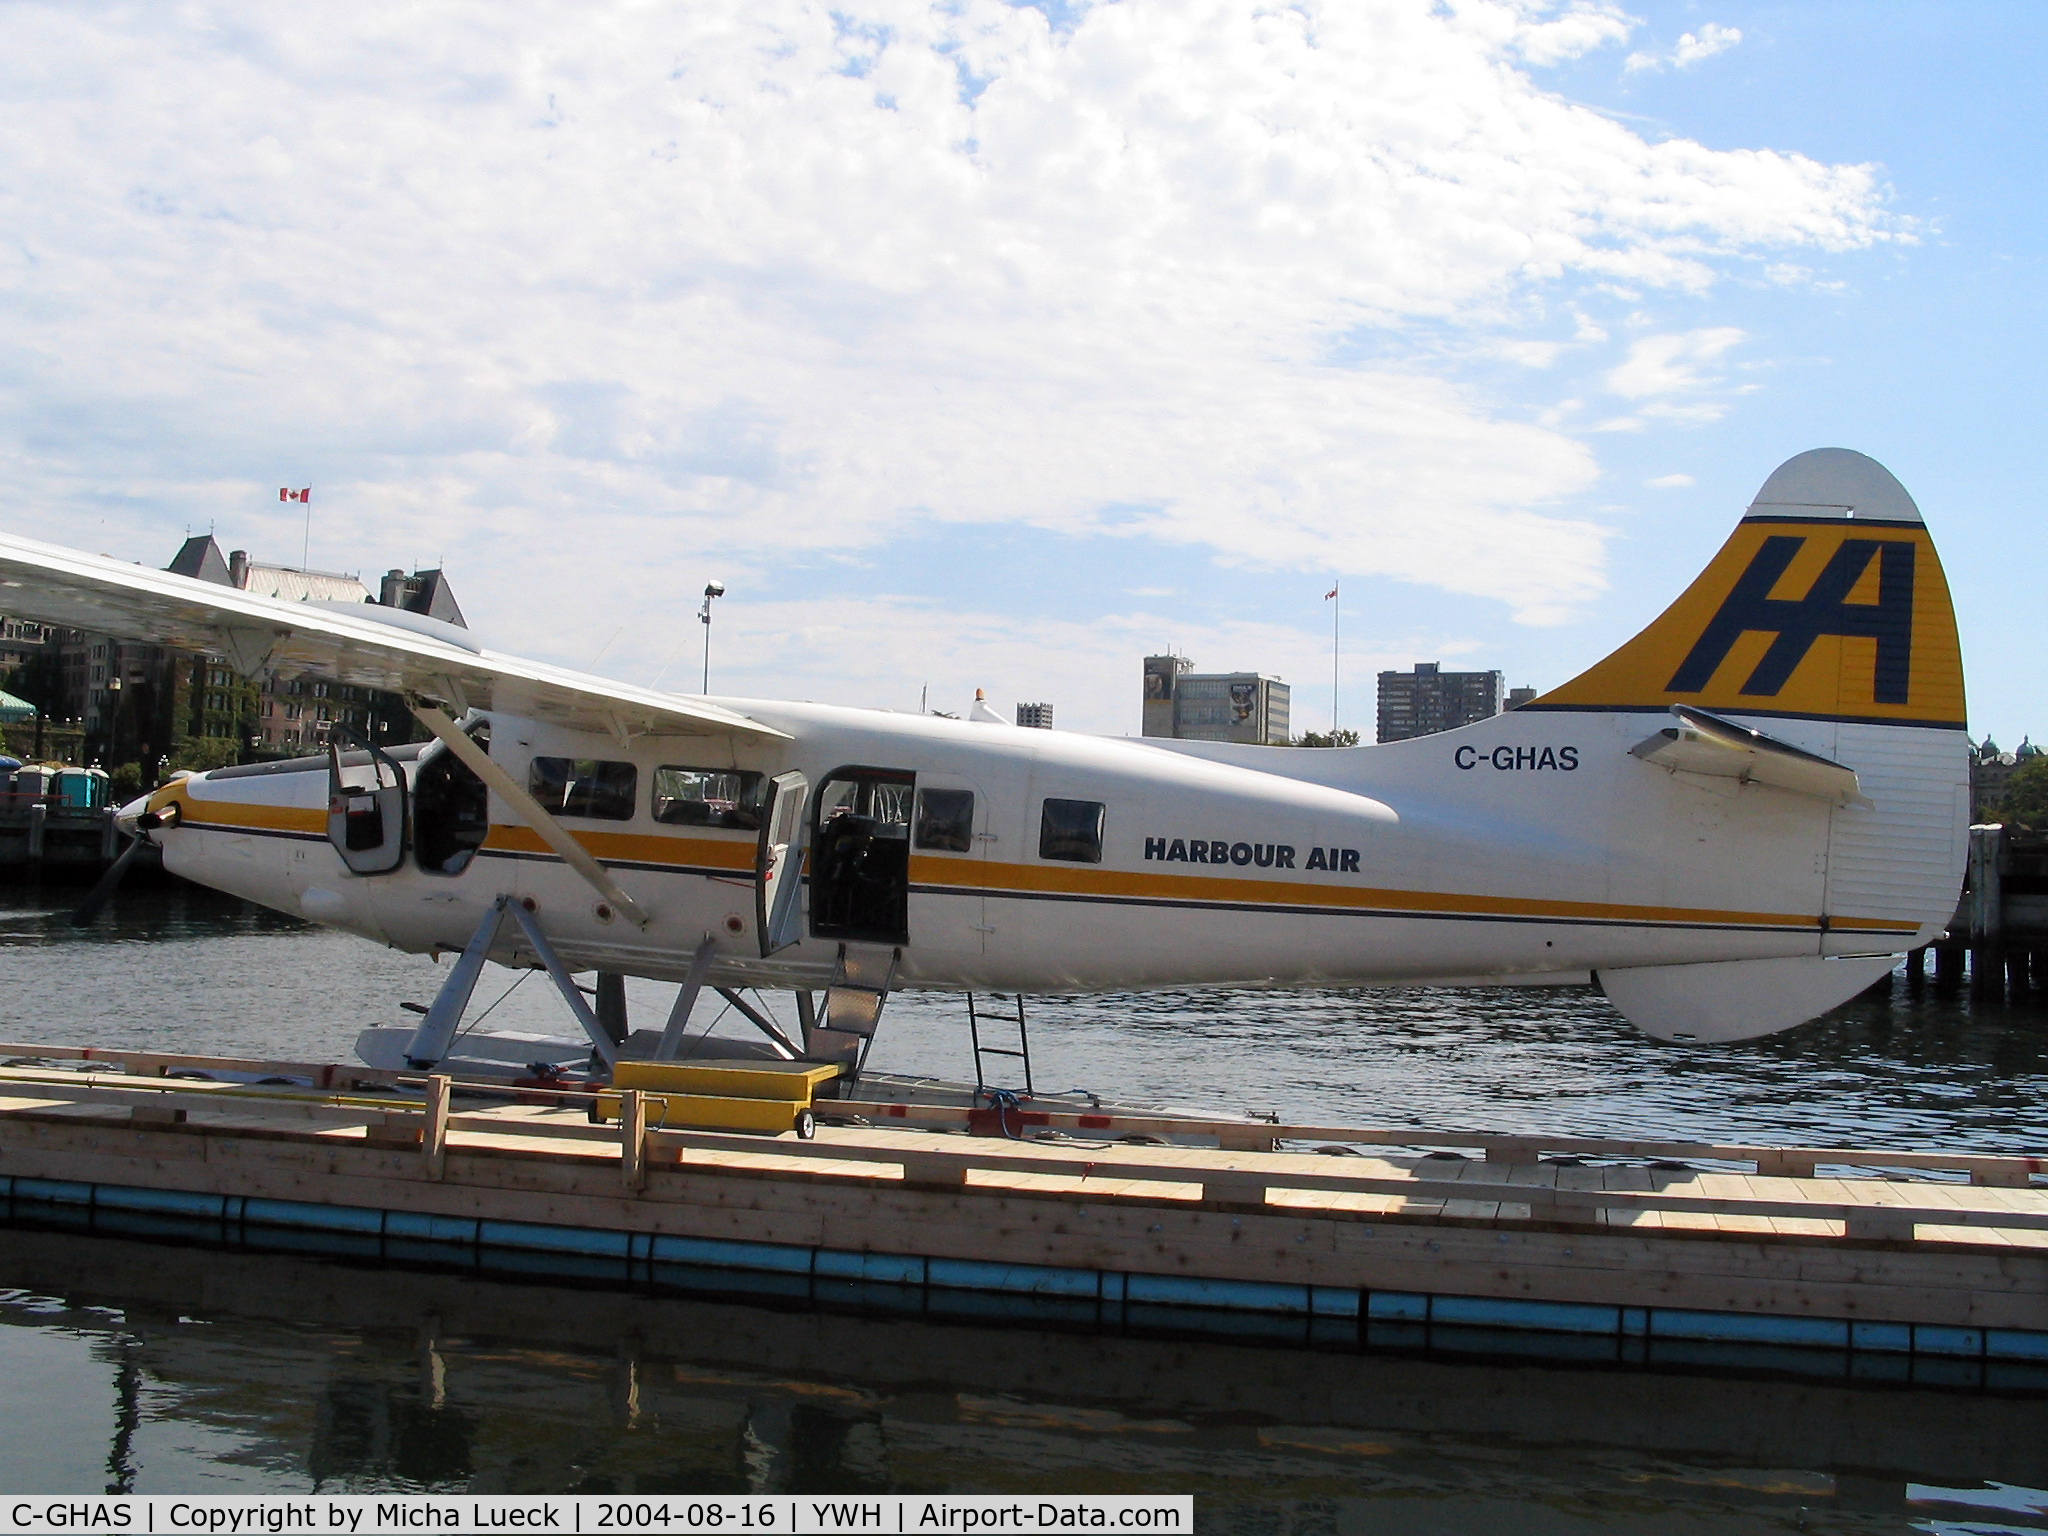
<box><xmin>1674</xmin><ymin>23</ymin><xmax>1744</xmax><ymax>67</ymax></box>
<box><xmin>1626</xmin><ymin>22</ymin><xmax>1743</xmax><ymax>73</ymax></box>
<box><xmin>1452</xmin><ymin>0</ymin><xmax>1635</xmax><ymax>67</ymax></box>
<box><xmin>1605</xmin><ymin>328</ymin><xmax>1747</xmax><ymax>399</ymax></box>
<box><xmin>0</xmin><ymin>0</ymin><xmax>1896</xmax><ymax>671</ymax></box>
<box><xmin>1646</xmin><ymin>472</ymin><xmax>1695</xmax><ymax>488</ymax></box>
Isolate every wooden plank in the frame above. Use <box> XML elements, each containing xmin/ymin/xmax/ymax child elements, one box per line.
<box><xmin>6</xmin><ymin>1059</ymin><xmax>2042</xmax><ymax>1222</ymax></box>
<box><xmin>619</xmin><ymin>1089</ymin><xmax>646</xmax><ymax>1192</ymax></box>
<box><xmin>7</xmin><ymin>1043</ymin><xmax>2045</xmax><ymax>1193</ymax></box>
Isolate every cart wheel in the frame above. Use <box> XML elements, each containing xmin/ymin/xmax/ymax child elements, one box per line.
<box><xmin>795</xmin><ymin>1108</ymin><xmax>816</xmax><ymax>1140</ymax></box>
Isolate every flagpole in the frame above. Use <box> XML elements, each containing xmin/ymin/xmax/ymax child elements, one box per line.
<box><xmin>1331</xmin><ymin>581</ymin><xmax>1340</xmax><ymax>734</ymax></box>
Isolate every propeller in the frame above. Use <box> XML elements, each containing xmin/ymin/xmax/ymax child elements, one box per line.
<box><xmin>69</xmin><ymin>833</ymin><xmax>145</xmax><ymax>926</ymax></box>
<box><xmin>69</xmin><ymin>801</ymin><xmax>169</xmax><ymax>927</ymax></box>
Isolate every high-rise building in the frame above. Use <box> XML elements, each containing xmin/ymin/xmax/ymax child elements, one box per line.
<box><xmin>0</xmin><ymin>617</ymin><xmax>48</xmax><ymax>674</ymax></box>
<box><xmin>1016</xmin><ymin>702</ymin><xmax>1053</xmax><ymax>729</ymax></box>
<box><xmin>1141</xmin><ymin>657</ymin><xmax>1290</xmax><ymax>745</ymax></box>
<box><xmin>1376</xmin><ymin>662</ymin><xmax>1503</xmax><ymax>743</ymax></box>
<box><xmin>1141</xmin><ymin>655</ymin><xmax>1189</xmax><ymax>739</ymax></box>
<box><xmin>1507</xmin><ymin>685</ymin><xmax>1537</xmax><ymax>710</ymax></box>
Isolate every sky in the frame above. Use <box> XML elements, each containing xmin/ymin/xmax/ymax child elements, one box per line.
<box><xmin>0</xmin><ymin>0</ymin><xmax>2040</xmax><ymax>742</ymax></box>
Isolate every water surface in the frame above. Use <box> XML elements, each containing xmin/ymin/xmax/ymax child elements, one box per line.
<box><xmin>1</xmin><ymin>884</ymin><xmax>2041</xmax><ymax>1152</ymax></box>
<box><xmin>1</xmin><ymin>1228</ymin><xmax>2046</xmax><ymax>1532</ymax></box>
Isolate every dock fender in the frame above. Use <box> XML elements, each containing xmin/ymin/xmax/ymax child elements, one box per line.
<box><xmin>1597</xmin><ymin>952</ymin><xmax>1898</xmax><ymax>1043</ymax></box>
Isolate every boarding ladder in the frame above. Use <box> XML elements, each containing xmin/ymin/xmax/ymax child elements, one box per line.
<box><xmin>967</xmin><ymin>992</ymin><xmax>1035</xmax><ymax>1097</ymax></box>
<box><xmin>803</xmin><ymin>944</ymin><xmax>899</xmax><ymax>1080</ymax></box>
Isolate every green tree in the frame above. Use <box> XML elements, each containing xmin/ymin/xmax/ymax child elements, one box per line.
<box><xmin>165</xmin><ymin>735</ymin><xmax>241</xmax><ymax>774</ymax></box>
<box><xmin>2003</xmin><ymin>757</ymin><xmax>2048</xmax><ymax>831</ymax></box>
<box><xmin>4</xmin><ymin>650</ymin><xmax>63</xmax><ymax>716</ymax></box>
<box><xmin>1292</xmin><ymin>728</ymin><xmax>1361</xmax><ymax>748</ymax></box>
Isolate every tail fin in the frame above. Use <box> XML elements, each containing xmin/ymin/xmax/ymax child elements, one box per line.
<box><xmin>1532</xmin><ymin>449</ymin><xmax>1970</xmax><ymax>1042</ymax></box>
<box><xmin>1525</xmin><ymin>448</ymin><xmax>1964</xmax><ymax>729</ymax></box>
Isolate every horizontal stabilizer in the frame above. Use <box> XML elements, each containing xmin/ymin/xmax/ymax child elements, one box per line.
<box><xmin>1630</xmin><ymin>705</ymin><xmax>1870</xmax><ymax>807</ymax></box>
<box><xmin>1598</xmin><ymin>953</ymin><xmax>1898</xmax><ymax>1043</ymax></box>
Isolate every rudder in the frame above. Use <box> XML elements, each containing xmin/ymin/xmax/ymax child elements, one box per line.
<box><xmin>1544</xmin><ymin>449</ymin><xmax>1970</xmax><ymax>1040</ymax></box>
<box><xmin>1525</xmin><ymin>448</ymin><xmax>1964</xmax><ymax>730</ymax></box>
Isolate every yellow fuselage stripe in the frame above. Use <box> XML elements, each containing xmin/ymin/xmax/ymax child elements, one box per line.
<box><xmin>165</xmin><ymin>794</ymin><xmax>1919</xmax><ymax>935</ymax></box>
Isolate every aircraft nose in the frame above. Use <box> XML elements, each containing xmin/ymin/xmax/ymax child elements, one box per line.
<box><xmin>113</xmin><ymin>792</ymin><xmax>154</xmax><ymax>839</ymax></box>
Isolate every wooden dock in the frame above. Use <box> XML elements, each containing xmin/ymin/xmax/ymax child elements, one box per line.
<box><xmin>0</xmin><ymin>1041</ymin><xmax>2044</xmax><ymax>1388</ymax></box>
<box><xmin>0</xmin><ymin>802</ymin><xmax>123</xmax><ymax>872</ymax></box>
<box><xmin>1933</xmin><ymin>822</ymin><xmax>2048</xmax><ymax>999</ymax></box>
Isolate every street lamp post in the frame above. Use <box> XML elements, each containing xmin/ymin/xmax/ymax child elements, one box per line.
<box><xmin>699</xmin><ymin>581</ymin><xmax>725</xmax><ymax>694</ymax></box>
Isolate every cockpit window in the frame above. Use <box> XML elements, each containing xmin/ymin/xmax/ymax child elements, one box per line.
<box><xmin>1039</xmin><ymin>798</ymin><xmax>1104</xmax><ymax>863</ymax></box>
<box><xmin>528</xmin><ymin>757</ymin><xmax>637</xmax><ymax>821</ymax></box>
<box><xmin>652</xmin><ymin>766</ymin><xmax>767</xmax><ymax>829</ymax></box>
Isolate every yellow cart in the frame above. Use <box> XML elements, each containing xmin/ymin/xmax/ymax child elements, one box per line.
<box><xmin>589</xmin><ymin>1058</ymin><xmax>840</xmax><ymax>1138</ymax></box>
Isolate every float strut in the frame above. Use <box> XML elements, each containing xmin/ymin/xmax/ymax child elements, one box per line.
<box><xmin>503</xmin><ymin>899</ymin><xmax>620</xmax><ymax>1069</ymax></box>
<box><xmin>595</xmin><ymin>973</ymin><xmax>629</xmax><ymax>1046</ymax></box>
<box><xmin>714</xmin><ymin>988</ymin><xmax>804</xmax><ymax>1060</ymax></box>
<box><xmin>405</xmin><ymin>896</ymin><xmax>513</xmax><ymax>1068</ymax></box>
<box><xmin>654</xmin><ymin>935</ymin><xmax>720</xmax><ymax>1061</ymax></box>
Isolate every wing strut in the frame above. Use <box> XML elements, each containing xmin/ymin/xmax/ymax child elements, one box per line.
<box><xmin>408</xmin><ymin>698</ymin><xmax>652</xmax><ymax>931</ymax></box>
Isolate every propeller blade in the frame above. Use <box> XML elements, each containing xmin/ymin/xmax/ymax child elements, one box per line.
<box><xmin>70</xmin><ymin>836</ymin><xmax>143</xmax><ymax>927</ymax></box>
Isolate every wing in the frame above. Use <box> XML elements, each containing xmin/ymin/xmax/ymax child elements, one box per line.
<box><xmin>0</xmin><ymin>530</ymin><xmax>789</xmax><ymax>742</ymax></box>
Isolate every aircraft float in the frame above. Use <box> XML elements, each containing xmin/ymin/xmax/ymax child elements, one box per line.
<box><xmin>0</xmin><ymin>449</ymin><xmax>1967</xmax><ymax>1074</ymax></box>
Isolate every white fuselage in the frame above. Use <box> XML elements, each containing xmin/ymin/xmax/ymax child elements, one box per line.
<box><xmin>148</xmin><ymin>697</ymin><xmax>1957</xmax><ymax>997</ymax></box>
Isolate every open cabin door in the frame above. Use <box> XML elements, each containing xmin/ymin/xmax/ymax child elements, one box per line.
<box><xmin>756</xmin><ymin>770</ymin><xmax>808</xmax><ymax>956</ymax></box>
<box><xmin>809</xmin><ymin>768</ymin><xmax>914</xmax><ymax>947</ymax></box>
<box><xmin>327</xmin><ymin>737</ymin><xmax>408</xmax><ymax>875</ymax></box>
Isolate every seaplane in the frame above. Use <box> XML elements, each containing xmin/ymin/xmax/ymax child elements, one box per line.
<box><xmin>0</xmin><ymin>448</ymin><xmax>1967</xmax><ymax>1085</ymax></box>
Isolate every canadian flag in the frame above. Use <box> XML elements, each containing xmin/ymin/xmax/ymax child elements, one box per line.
<box><xmin>279</xmin><ymin>487</ymin><xmax>311</xmax><ymax>504</ymax></box>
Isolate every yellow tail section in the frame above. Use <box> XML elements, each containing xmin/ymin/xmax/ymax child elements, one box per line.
<box><xmin>1530</xmin><ymin>449</ymin><xmax>1965</xmax><ymax>730</ymax></box>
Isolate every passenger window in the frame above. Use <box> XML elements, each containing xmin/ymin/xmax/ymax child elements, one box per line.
<box><xmin>652</xmin><ymin>766</ymin><xmax>767</xmax><ymax>829</ymax></box>
<box><xmin>528</xmin><ymin>757</ymin><xmax>637</xmax><ymax>820</ymax></box>
<box><xmin>1039</xmin><ymin>798</ymin><xmax>1104</xmax><ymax>863</ymax></box>
<box><xmin>914</xmin><ymin>788</ymin><xmax>975</xmax><ymax>852</ymax></box>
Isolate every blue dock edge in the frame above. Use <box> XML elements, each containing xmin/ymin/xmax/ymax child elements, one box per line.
<box><xmin>5</xmin><ymin>1174</ymin><xmax>2043</xmax><ymax>1390</ymax></box>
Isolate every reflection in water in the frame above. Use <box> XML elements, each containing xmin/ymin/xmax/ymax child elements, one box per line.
<box><xmin>0</xmin><ymin>1228</ymin><xmax>2045</xmax><ymax>1529</ymax></box>
<box><xmin>310</xmin><ymin>1374</ymin><xmax>477</xmax><ymax>1492</ymax></box>
<box><xmin>0</xmin><ymin>884</ymin><xmax>2043</xmax><ymax>1149</ymax></box>
<box><xmin>105</xmin><ymin>1337</ymin><xmax>141</xmax><ymax>1494</ymax></box>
